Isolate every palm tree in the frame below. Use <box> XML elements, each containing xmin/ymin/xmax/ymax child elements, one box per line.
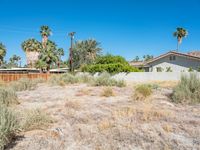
<box><xmin>40</xmin><ymin>26</ymin><xmax>52</xmax><ymax>48</ymax></box>
<box><xmin>35</xmin><ymin>59</ymin><xmax>47</xmax><ymax>73</ymax></box>
<box><xmin>39</xmin><ymin>40</ymin><xmax>59</xmax><ymax>72</ymax></box>
<box><xmin>72</xmin><ymin>39</ymin><xmax>102</xmax><ymax>69</ymax></box>
<box><xmin>57</xmin><ymin>48</ymin><xmax>64</xmax><ymax>68</ymax></box>
<box><xmin>0</xmin><ymin>42</ymin><xmax>6</xmax><ymax>65</ymax></box>
<box><xmin>21</xmin><ymin>38</ymin><xmax>42</xmax><ymax>67</ymax></box>
<box><xmin>173</xmin><ymin>27</ymin><xmax>188</xmax><ymax>51</ymax></box>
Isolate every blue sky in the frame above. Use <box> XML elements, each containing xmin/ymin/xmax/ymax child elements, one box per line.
<box><xmin>0</xmin><ymin>0</ymin><xmax>200</xmax><ymax>64</ymax></box>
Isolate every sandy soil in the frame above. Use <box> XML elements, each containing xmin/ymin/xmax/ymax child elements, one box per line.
<box><xmin>7</xmin><ymin>83</ymin><xmax>200</xmax><ymax>150</ymax></box>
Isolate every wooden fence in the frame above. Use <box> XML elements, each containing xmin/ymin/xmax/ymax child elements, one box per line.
<box><xmin>0</xmin><ymin>74</ymin><xmax>51</xmax><ymax>82</ymax></box>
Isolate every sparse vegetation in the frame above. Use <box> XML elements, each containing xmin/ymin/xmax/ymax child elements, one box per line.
<box><xmin>92</xmin><ymin>72</ymin><xmax>126</xmax><ymax>87</ymax></box>
<box><xmin>21</xmin><ymin>109</ymin><xmax>53</xmax><ymax>131</ymax></box>
<box><xmin>172</xmin><ymin>73</ymin><xmax>200</xmax><ymax>104</ymax></box>
<box><xmin>9</xmin><ymin>78</ymin><xmax>38</xmax><ymax>91</ymax></box>
<box><xmin>101</xmin><ymin>87</ymin><xmax>115</xmax><ymax>97</ymax></box>
<box><xmin>0</xmin><ymin>87</ymin><xmax>18</xmax><ymax>106</ymax></box>
<box><xmin>0</xmin><ymin>106</ymin><xmax>20</xmax><ymax>150</ymax></box>
<box><xmin>49</xmin><ymin>72</ymin><xmax>126</xmax><ymax>87</ymax></box>
<box><xmin>133</xmin><ymin>84</ymin><xmax>153</xmax><ymax>101</ymax></box>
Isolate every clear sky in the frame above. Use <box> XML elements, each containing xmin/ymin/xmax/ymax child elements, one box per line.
<box><xmin>0</xmin><ymin>0</ymin><xmax>200</xmax><ymax>64</ymax></box>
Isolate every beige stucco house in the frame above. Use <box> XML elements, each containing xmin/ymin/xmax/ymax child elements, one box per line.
<box><xmin>130</xmin><ymin>51</ymin><xmax>200</xmax><ymax>72</ymax></box>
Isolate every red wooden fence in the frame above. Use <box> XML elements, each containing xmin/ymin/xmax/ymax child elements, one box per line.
<box><xmin>0</xmin><ymin>74</ymin><xmax>51</xmax><ymax>82</ymax></box>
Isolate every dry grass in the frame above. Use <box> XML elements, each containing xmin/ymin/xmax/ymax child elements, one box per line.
<box><xmin>98</xmin><ymin>119</ymin><xmax>114</xmax><ymax>131</ymax></box>
<box><xmin>76</xmin><ymin>89</ymin><xmax>92</xmax><ymax>96</ymax></box>
<box><xmin>21</xmin><ymin>109</ymin><xmax>53</xmax><ymax>131</ymax></box>
<box><xmin>64</xmin><ymin>100</ymin><xmax>81</xmax><ymax>110</ymax></box>
<box><xmin>162</xmin><ymin>124</ymin><xmax>173</xmax><ymax>133</ymax></box>
<box><xmin>101</xmin><ymin>87</ymin><xmax>115</xmax><ymax>97</ymax></box>
<box><xmin>132</xmin><ymin>84</ymin><xmax>153</xmax><ymax>101</ymax></box>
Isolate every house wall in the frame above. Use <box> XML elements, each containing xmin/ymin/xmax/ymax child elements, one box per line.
<box><xmin>148</xmin><ymin>55</ymin><xmax>200</xmax><ymax>72</ymax></box>
<box><xmin>112</xmin><ymin>72</ymin><xmax>200</xmax><ymax>82</ymax></box>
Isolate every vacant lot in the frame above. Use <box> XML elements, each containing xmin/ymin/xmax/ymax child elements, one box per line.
<box><xmin>6</xmin><ymin>82</ymin><xmax>200</xmax><ymax>150</ymax></box>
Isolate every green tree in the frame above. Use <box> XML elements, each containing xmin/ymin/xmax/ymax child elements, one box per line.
<box><xmin>173</xmin><ymin>27</ymin><xmax>188</xmax><ymax>51</ymax></box>
<box><xmin>21</xmin><ymin>39</ymin><xmax>42</xmax><ymax>52</ymax></box>
<box><xmin>37</xmin><ymin>40</ymin><xmax>62</xmax><ymax>72</ymax></box>
<box><xmin>21</xmin><ymin>38</ymin><xmax>42</xmax><ymax>67</ymax></box>
<box><xmin>57</xmin><ymin>48</ymin><xmax>64</xmax><ymax>68</ymax></box>
<box><xmin>0</xmin><ymin>42</ymin><xmax>6</xmax><ymax>65</ymax></box>
<box><xmin>40</xmin><ymin>26</ymin><xmax>52</xmax><ymax>48</ymax></box>
<box><xmin>72</xmin><ymin>39</ymin><xmax>102</xmax><ymax>69</ymax></box>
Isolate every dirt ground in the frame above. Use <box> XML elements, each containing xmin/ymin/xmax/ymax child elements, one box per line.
<box><xmin>7</xmin><ymin>83</ymin><xmax>200</xmax><ymax>150</ymax></box>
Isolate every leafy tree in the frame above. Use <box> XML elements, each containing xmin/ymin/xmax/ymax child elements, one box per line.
<box><xmin>0</xmin><ymin>42</ymin><xmax>6</xmax><ymax>65</ymax></box>
<box><xmin>37</xmin><ymin>40</ymin><xmax>62</xmax><ymax>72</ymax></box>
<box><xmin>173</xmin><ymin>27</ymin><xmax>188</xmax><ymax>51</ymax></box>
<box><xmin>21</xmin><ymin>39</ymin><xmax>42</xmax><ymax>52</ymax></box>
<box><xmin>72</xmin><ymin>39</ymin><xmax>102</xmax><ymax>69</ymax></box>
<box><xmin>82</xmin><ymin>54</ymin><xmax>141</xmax><ymax>74</ymax></box>
<box><xmin>40</xmin><ymin>26</ymin><xmax>52</xmax><ymax>48</ymax></box>
<box><xmin>143</xmin><ymin>55</ymin><xmax>154</xmax><ymax>61</ymax></box>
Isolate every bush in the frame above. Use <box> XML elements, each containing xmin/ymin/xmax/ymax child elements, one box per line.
<box><xmin>92</xmin><ymin>72</ymin><xmax>126</xmax><ymax>87</ymax></box>
<box><xmin>21</xmin><ymin>109</ymin><xmax>53</xmax><ymax>131</ymax></box>
<box><xmin>95</xmin><ymin>54</ymin><xmax>128</xmax><ymax>65</ymax></box>
<box><xmin>10</xmin><ymin>78</ymin><xmax>37</xmax><ymax>91</ymax></box>
<box><xmin>172</xmin><ymin>74</ymin><xmax>200</xmax><ymax>104</ymax></box>
<box><xmin>101</xmin><ymin>87</ymin><xmax>115</xmax><ymax>97</ymax></box>
<box><xmin>0</xmin><ymin>106</ymin><xmax>20</xmax><ymax>150</ymax></box>
<box><xmin>0</xmin><ymin>87</ymin><xmax>18</xmax><ymax>106</ymax></box>
<box><xmin>133</xmin><ymin>84</ymin><xmax>153</xmax><ymax>101</ymax></box>
<box><xmin>81</xmin><ymin>54</ymin><xmax>141</xmax><ymax>74</ymax></box>
<box><xmin>82</xmin><ymin>63</ymin><xmax>141</xmax><ymax>74</ymax></box>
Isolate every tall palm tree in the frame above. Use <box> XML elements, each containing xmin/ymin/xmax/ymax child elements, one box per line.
<box><xmin>173</xmin><ymin>27</ymin><xmax>188</xmax><ymax>51</ymax></box>
<box><xmin>57</xmin><ymin>48</ymin><xmax>64</xmax><ymax>68</ymax></box>
<box><xmin>0</xmin><ymin>42</ymin><xmax>6</xmax><ymax>65</ymax></box>
<box><xmin>40</xmin><ymin>26</ymin><xmax>52</xmax><ymax>48</ymax></box>
<box><xmin>21</xmin><ymin>38</ymin><xmax>42</xmax><ymax>67</ymax></box>
<box><xmin>72</xmin><ymin>39</ymin><xmax>102</xmax><ymax>69</ymax></box>
<box><xmin>39</xmin><ymin>40</ymin><xmax>59</xmax><ymax>72</ymax></box>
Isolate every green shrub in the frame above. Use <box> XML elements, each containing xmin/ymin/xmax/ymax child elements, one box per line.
<box><xmin>21</xmin><ymin>109</ymin><xmax>53</xmax><ymax>131</ymax></box>
<box><xmin>10</xmin><ymin>78</ymin><xmax>37</xmax><ymax>91</ymax></box>
<box><xmin>95</xmin><ymin>54</ymin><xmax>128</xmax><ymax>65</ymax></box>
<box><xmin>82</xmin><ymin>63</ymin><xmax>141</xmax><ymax>74</ymax></box>
<box><xmin>0</xmin><ymin>87</ymin><xmax>18</xmax><ymax>106</ymax></box>
<box><xmin>172</xmin><ymin>74</ymin><xmax>200</xmax><ymax>104</ymax></box>
<box><xmin>81</xmin><ymin>54</ymin><xmax>141</xmax><ymax>74</ymax></box>
<box><xmin>91</xmin><ymin>72</ymin><xmax>126</xmax><ymax>87</ymax></box>
<box><xmin>0</xmin><ymin>106</ymin><xmax>20</xmax><ymax>150</ymax></box>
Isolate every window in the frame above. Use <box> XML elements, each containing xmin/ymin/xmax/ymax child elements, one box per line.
<box><xmin>169</xmin><ymin>55</ymin><xmax>176</xmax><ymax>61</ymax></box>
<box><xmin>156</xmin><ymin>67</ymin><xmax>163</xmax><ymax>72</ymax></box>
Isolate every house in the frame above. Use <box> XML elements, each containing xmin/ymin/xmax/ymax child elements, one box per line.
<box><xmin>130</xmin><ymin>51</ymin><xmax>200</xmax><ymax>72</ymax></box>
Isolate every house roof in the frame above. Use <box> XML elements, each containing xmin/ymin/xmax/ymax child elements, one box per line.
<box><xmin>144</xmin><ymin>51</ymin><xmax>200</xmax><ymax>65</ymax></box>
<box><xmin>129</xmin><ymin>61</ymin><xmax>145</xmax><ymax>67</ymax></box>
<box><xmin>129</xmin><ymin>50</ymin><xmax>200</xmax><ymax>67</ymax></box>
<box><xmin>188</xmin><ymin>51</ymin><xmax>200</xmax><ymax>57</ymax></box>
